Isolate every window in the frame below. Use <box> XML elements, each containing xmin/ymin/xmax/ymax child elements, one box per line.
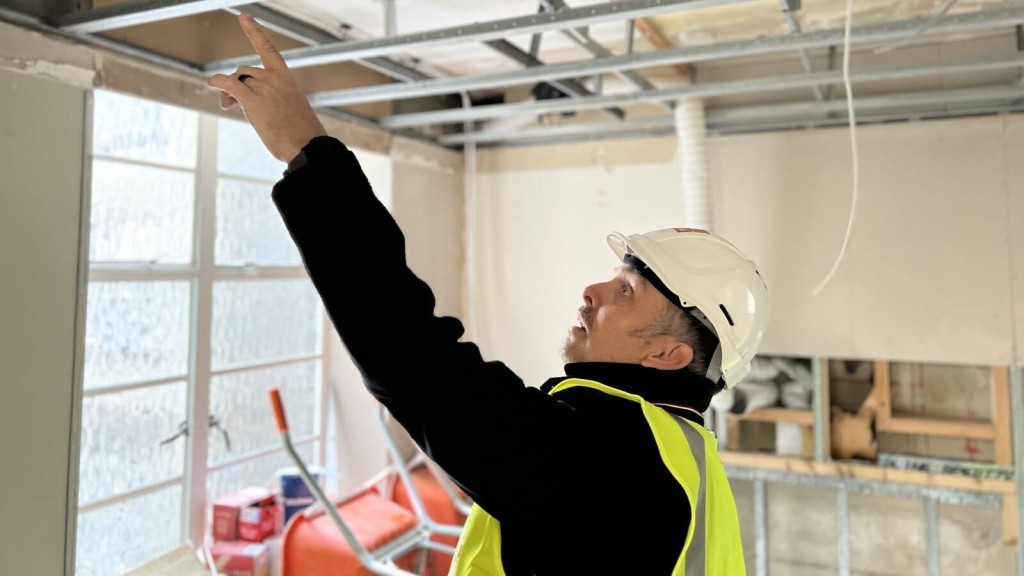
<box><xmin>75</xmin><ymin>90</ymin><xmax>330</xmax><ymax>575</ymax></box>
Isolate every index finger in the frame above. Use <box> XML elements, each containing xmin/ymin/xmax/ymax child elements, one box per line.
<box><xmin>238</xmin><ymin>13</ymin><xmax>288</xmax><ymax>71</ymax></box>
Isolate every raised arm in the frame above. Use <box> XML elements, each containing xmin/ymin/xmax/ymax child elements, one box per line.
<box><xmin>207</xmin><ymin>14</ymin><xmax>588</xmax><ymax>523</ymax></box>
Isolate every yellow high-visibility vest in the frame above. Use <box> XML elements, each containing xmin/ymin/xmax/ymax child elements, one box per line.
<box><xmin>449</xmin><ymin>378</ymin><xmax>746</xmax><ymax>576</ymax></box>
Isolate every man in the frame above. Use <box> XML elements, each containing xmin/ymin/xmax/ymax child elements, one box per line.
<box><xmin>210</xmin><ymin>14</ymin><xmax>770</xmax><ymax>575</ymax></box>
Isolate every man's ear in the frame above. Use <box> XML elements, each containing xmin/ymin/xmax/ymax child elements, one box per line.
<box><xmin>641</xmin><ymin>341</ymin><xmax>694</xmax><ymax>371</ymax></box>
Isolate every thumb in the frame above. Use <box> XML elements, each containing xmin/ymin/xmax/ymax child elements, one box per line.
<box><xmin>209</xmin><ymin>74</ymin><xmax>247</xmax><ymax>107</ymax></box>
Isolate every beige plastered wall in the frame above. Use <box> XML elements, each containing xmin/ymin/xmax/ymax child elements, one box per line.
<box><xmin>0</xmin><ymin>66</ymin><xmax>86</xmax><ymax>576</ymax></box>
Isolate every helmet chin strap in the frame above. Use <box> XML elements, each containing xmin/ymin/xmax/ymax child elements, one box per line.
<box><xmin>686</xmin><ymin>307</ymin><xmax>723</xmax><ymax>385</ymax></box>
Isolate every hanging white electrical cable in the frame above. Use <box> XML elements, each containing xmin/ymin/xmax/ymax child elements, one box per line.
<box><xmin>812</xmin><ymin>0</ymin><xmax>859</xmax><ymax>297</ymax></box>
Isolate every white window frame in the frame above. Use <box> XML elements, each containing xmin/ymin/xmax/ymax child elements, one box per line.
<box><xmin>76</xmin><ymin>93</ymin><xmax>329</xmax><ymax>569</ymax></box>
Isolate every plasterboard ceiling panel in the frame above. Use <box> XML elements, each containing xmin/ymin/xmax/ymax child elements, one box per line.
<box><xmin>88</xmin><ymin>3</ymin><xmax>394</xmax><ymax>117</ymax></box>
<box><xmin>271</xmin><ymin>0</ymin><xmax>635</xmax><ymax>47</ymax></box>
<box><xmin>90</xmin><ymin>5</ymin><xmax>307</xmax><ymax>64</ymax></box>
<box><xmin>266</xmin><ymin>0</ymin><xmax>665</xmax><ymax>76</ymax></box>
<box><xmin>649</xmin><ymin>0</ymin><xmax>1024</xmax><ymax>44</ymax></box>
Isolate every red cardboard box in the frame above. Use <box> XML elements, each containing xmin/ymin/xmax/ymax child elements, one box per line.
<box><xmin>238</xmin><ymin>500</ymin><xmax>277</xmax><ymax>542</ymax></box>
<box><xmin>210</xmin><ymin>541</ymin><xmax>270</xmax><ymax>576</ymax></box>
<box><xmin>212</xmin><ymin>487</ymin><xmax>277</xmax><ymax>542</ymax></box>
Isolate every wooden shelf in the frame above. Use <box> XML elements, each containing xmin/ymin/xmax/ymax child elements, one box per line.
<box><xmin>728</xmin><ymin>407</ymin><xmax>814</xmax><ymax>426</ymax></box>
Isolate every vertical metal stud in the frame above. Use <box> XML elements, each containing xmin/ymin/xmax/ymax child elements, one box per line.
<box><xmin>926</xmin><ymin>497</ymin><xmax>940</xmax><ymax>576</ymax></box>
<box><xmin>755</xmin><ymin>479</ymin><xmax>768</xmax><ymax>576</ymax></box>
<box><xmin>1010</xmin><ymin>366</ymin><xmax>1024</xmax><ymax>576</ymax></box>
<box><xmin>812</xmin><ymin>357</ymin><xmax>828</xmax><ymax>462</ymax></box>
<box><xmin>838</xmin><ymin>486</ymin><xmax>851</xmax><ymax>576</ymax></box>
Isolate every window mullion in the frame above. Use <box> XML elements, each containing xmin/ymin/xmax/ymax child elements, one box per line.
<box><xmin>319</xmin><ymin>311</ymin><xmax>331</xmax><ymax>473</ymax></box>
<box><xmin>210</xmin><ymin>266</ymin><xmax>310</xmax><ymax>281</ymax></box>
<box><xmin>184</xmin><ymin>114</ymin><xmax>218</xmax><ymax>548</ymax></box>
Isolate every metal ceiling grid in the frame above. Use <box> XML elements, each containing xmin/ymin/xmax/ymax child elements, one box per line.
<box><xmin>1</xmin><ymin>0</ymin><xmax>1024</xmax><ymax>148</ymax></box>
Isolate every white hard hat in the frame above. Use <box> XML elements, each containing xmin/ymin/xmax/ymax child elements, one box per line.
<box><xmin>607</xmin><ymin>228</ymin><xmax>770</xmax><ymax>388</ymax></box>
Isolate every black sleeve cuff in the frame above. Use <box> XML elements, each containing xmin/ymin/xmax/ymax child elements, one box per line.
<box><xmin>283</xmin><ymin>135</ymin><xmax>342</xmax><ymax>177</ymax></box>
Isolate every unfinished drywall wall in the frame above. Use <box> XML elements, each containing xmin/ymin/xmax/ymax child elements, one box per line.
<box><xmin>712</xmin><ymin>115</ymin><xmax>1017</xmax><ymax>366</ymax></box>
<box><xmin>386</xmin><ymin>136</ymin><xmax>465</xmax><ymax>462</ymax></box>
<box><xmin>390</xmin><ymin>135</ymin><xmax>465</xmax><ymax>322</ymax></box>
<box><xmin>1008</xmin><ymin>117</ymin><xmax>1024</xmax><ymax>366</ymax></box>
<box><xmin>473</xmin><ymin>114</ymin><xmax>1023</xmax><ymax>385</ymax></box>
<box><xmin>472</xmin><ymin>139</ymin><xmax>688</xmax><ymax>384</ymax></box>
<box><xmin>0</xmin><ymin>67</ymin><xmax>85</xmax><ymax>575</ymax></box>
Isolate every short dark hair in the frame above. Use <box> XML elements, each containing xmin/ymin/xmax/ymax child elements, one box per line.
<box><xmin>646</xmin><ymin>302</ymin><xmax>725</xmax><ymax>393</ymax></box>
<box><xmin>625</xmin><ymin>259</ymin><xmax>725</xmax><ymax>394</ymax></box>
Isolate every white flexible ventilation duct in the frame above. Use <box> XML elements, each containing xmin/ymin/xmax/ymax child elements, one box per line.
<box><xmin>674</xmin><ymin>98</ymin><xmax>712</xmax><ymax>231</ymax></box>
<box><xmin>675</xmin><ymin>97</ymin><xmax>724</xmax><ymax>436</ymax></box>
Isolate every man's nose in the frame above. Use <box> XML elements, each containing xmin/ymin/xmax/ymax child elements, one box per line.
<box><xmin>582</xmin><ymin>284</ymin><xmax>596</xmax><ymax>308</ymax></box>
<box><xmin>582</xmin><ymin>281</ymin><xmax>608</xmax><ymax>307</ymax></box>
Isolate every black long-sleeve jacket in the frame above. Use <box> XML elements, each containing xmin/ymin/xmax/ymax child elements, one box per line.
<box><xmin>272</xmin><ymin>136</ymin><xmax>722</xmax><ymax>575</ymax></box>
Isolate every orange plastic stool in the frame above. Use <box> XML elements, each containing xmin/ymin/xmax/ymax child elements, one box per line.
<box><xmin>391</xmin><ymin>467</ymin><xmax>467</xmax><ymax>576</ymax></box>
<box><xmin>280</xmin><ymin>489</ymin><xmax>420</xmax><ymax>576</ymax></box>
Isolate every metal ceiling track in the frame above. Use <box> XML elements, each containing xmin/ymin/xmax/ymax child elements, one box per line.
<box><xmin>383</xmin><ymin>55</ymin><xmax>1024</xmax><ymax>128</ymax></box>
<box><xmin>1</xmin><ymin>0</ymin><xmax>1023</xmax><ymax>148</ymax></box>
<box><xmin>57</xmin><ymin>0</ymin><xmax>240</xmax><ymax>33</ymax></box>
<box><xmin>437</xmin><ymin>85</ymin><xmax>1024</xmax><ymax>145</ymax></box>
<box><xmin>202</xmin><ymin>0</ymin><xmax>749</xmax><ymax>72</ymax></box>
<box><xmin>47</xmin><ymin>0</ymin><xmax>655</xmax><ymax>123</ymax></box>
<box><xmin>304</xmin><ymin>7</ymin><xmax>1024</xmax><ymax>108</ymax></box>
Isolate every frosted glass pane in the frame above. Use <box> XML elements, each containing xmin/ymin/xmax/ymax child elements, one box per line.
<box><xmin>84</xmin><ymin>282</ymin><xmax>190</xmax><ymax>389</ymax></box>
<box><xmin>75</xmin><ymin>485</ymin><xmax>182</xmax><ymax>576</ymax></box>
<box><xmin>211</xmin><ymin>280</ymin><xmax>322</xmax><ymax>369</ymax></box>
<box><xmin>207</xmin><ymin>443</ymin><xmax>316</xmax><ymax>502</ymax></box>
<box><xmin>92</xmin><ymin>90</ymin><xmax>197</xmax><ymax>168</ymax></box>
<box><xmin>89</xmin><ymin>160</ymin><xmax>194</xmax><ymax>264</ymax></box>
<box><xmin>215</xmin><ymin>178</ymin><xmax>301</xmax><ymax>266</ymax></box>
<box><xmin>79</xmin><ymin>382</ymin><xmax>188</xmax><ymax>506</ymax></box>
<box><xmin>209</xmin><ymin>361</ymin><xmax>320</xmax><ymax>465</ymax></box>
<box><xmin>217</xmin><ymin>117</ymin><xmax>285</xmax><ymax>181</ymax></box>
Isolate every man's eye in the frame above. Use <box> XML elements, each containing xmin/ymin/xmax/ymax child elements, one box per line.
<box><xmin>620</xmin><ymin>284</ymin><xmax>632</xmax><ymax>295</ymax></box>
